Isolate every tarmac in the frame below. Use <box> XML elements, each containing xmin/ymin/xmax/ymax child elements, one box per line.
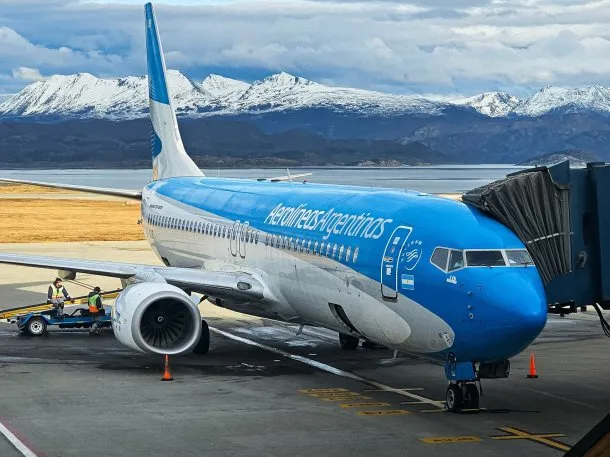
<box><xmin>0</xmin><ymin>241</ymin><xmax>609</xmax><ymax>457</ymax></box>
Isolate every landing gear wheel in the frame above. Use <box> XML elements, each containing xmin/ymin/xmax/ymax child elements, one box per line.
<box><xmin>464</xmin><ymin>383</ymin><xmax>480</xmax><ymax>411</ymax></box>
<box><xmin>339</xmin><ymin>333</ymin><xmax>359</xmax><ymax>350</ymax></box>
<box><xmin>25</xmin><ymin>317</ymin><xmax>47</xmax><ymax>337</ymax></box>
<box><xmin>446</xmin><ymin>384</ymin><xmax>463</xmax><ymax>412</ymax></box>
<box><xmin>193</xmin><ymin>320</ymin><xmax>210</xmax><ymax>355</ymax></box>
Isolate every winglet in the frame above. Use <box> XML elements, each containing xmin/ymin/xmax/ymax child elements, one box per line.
<box><xmin>145</xmin><ymin>2</ymin><xmax>203</xmax><ymax>180</ymax></box>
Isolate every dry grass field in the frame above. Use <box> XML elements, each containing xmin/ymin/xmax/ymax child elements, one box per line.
<box><xmin>0</xmin><ymin>184</ymin><xmax>144</xmax><ymax>243</ymax></box>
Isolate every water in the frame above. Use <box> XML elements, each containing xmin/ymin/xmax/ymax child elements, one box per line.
<box><xmin>0</xmin><ymin>165</ymin><xmax>526</xmax><ymax>194</ymax></box>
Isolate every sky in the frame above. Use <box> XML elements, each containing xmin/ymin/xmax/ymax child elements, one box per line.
<box><xmin>1</xmin><ymin>0</ymin><xmax>610</xmax><ymax>100</ymax></box>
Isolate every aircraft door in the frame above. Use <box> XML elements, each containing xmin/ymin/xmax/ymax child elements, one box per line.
<box><xmin>230</xmin><ymin>221</ymin><xmax>239</xmax><ymax>257</ymax></box>
<box><xmin>380</xmin><ymin>226</ymin><xmax>412</xmax><ymax>299</ymax></box>
<box><xmin>239</xmin><ymin>221</ymin><xmax>249</xmax><ymax>258</ymax></box>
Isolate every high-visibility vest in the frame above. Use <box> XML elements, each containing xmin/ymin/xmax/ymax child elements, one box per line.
<box><xmin>88</xmin><ymin>294</ymin><xmax>101</xmax><ymax>313</ymax></box>
<box><xmin>52</xmin><ymin>286</ymin><xmax>64</xmax><ymax>300</ymax></box>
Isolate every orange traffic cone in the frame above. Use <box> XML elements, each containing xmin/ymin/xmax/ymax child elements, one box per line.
<box><xmin>526</xmin><ymin>353</ymin><xmax>538</xmax><ymax>379</ymax></box>
<box><xmin>161</xmin><ymin>354</ymin><xmax>173</xmax><ymax>381</ymax></box>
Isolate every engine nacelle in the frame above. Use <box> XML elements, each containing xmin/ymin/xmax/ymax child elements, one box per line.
<box><xmin>112</xmin><ymin>283</ymin><xmax>202</xmax><ymax>355</ymax></box>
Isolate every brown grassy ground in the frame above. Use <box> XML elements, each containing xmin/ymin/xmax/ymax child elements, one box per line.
<box><xmin>0</xmin><ymin>185</ymin><xmax>144</xmax><ymax>243</ymax></box>
<box><xmin>0</xmin><ymin>184</ymin><xmax>80</xmax><ymax>193</ymax></box>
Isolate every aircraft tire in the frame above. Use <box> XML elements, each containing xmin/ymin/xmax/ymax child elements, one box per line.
<box><xmin>193</xmin><ymin>320</ymin><xmax>210</xmax><ymax>355</ymax></box>
<box><xmin>339</xmin><ymin>333</ymin><xmax>359</xmax><ymax>350</ymax></box>
<box><xmin>446</xmin><ymin>384</ymin><xmax>463</xmax><ymax>412</ymax></box>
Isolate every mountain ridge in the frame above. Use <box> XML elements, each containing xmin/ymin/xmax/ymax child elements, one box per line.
<box><xmin>7</xmin><ymin>70</ymin><xmax>610</xmax><ymax>121</ymax></box>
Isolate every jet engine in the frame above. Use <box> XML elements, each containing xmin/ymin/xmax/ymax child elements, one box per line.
<box><xmin>111</xmin><ymin>283</ymin><xmax>202</xmax><ymax>355</ymax></box>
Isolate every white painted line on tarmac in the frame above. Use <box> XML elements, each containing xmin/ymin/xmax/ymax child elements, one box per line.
<box><xmin>0</xmin><ymin>420</ymin><xmax>39</xmax><ymax>457</ymax></box>
<box><xmin>210</xmin><ymin>326</ymin><xmax>445</xmax><ymax>409</ymax></box>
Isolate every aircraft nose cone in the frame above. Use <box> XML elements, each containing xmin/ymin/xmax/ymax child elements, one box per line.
<box><xmin>494</xmin><ymin>275</ymin><xmax>547</xmax><ymax>358</ymax></box>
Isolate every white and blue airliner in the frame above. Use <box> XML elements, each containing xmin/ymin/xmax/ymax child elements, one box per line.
<box><xmin>0</xmin><ymin>3</ymin><xmax>547</xmax><ymax>412</ymax></box>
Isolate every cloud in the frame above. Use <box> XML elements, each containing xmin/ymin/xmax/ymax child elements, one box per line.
<box><xmin>1</xmin><ymin>0</ymin><xmax>610</xmax><ymax>99</ymax></box>
<box><xmin>11</xmin><ymin>66</ymin><xmax>47</xmax><ymax>82</ymax></box>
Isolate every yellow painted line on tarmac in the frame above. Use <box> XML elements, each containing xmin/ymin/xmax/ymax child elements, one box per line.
<box><xmin>308</xmin><ymin>391</ymin><xmax>362</xmax><ymax>398</ymax></box>
<box><xmin>299</xmin><ymin>388</ymin><xmax>348</xmax><ymax>394</ymax></box>
<box><xmin>491</xmin><ymin>427</ymin><xmax>571</xmax><ymax>452</ymax></box>
<box><xmin>320</xmin><ymin>396</ymin><xmax>373</xmax><ymax>402</ymax></box>
<box><xmin>357</xmin><ymin>409</ymin><xmax>409</xmax><ymax>417</ymax></box>
<box><xmin>421</xmin><ymin>436</ymin><xmax>482</xmax><ymax>444</ymax></box>
<box><xmin>420</xmin><ymin>409</ymin><xmax>446</xmax><ymax>413</ymax></box>
<box><xmin>339</xmin><ymin>402</ymin><xmax>391</xmax><ymax>409</ymax></box>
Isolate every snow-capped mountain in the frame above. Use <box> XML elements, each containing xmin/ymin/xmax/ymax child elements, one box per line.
<box><xmin>0</xmin><ymin>71</ymin><xmax>448</xmax><ymax>120</ymax></box>
<box><xmin>453</xmin><ymin>92</ymin><xmax>520</xmax><ymax>117</ymax></box>
<box><xmin>2</xmin><ymin>70</ymin><xmax>610</xmax><ymax>120</ymax></box>
<box><xmin>0</xmin><ymin>70</ymin><xmax>214</xmax><ymax>119</ymax></box>
<box><xmin>513</xmin><ymin>85</ymin><xmax>610</xmax><ymax>117</ymax></box>
<box><xmin>200</xmin><ymin>74</ymin><xmax>249</xmax><ymax>98</ymax></box>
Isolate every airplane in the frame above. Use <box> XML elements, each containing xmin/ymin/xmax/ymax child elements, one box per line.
<box><xmin>0</xmin><ymin>2</ymin><xmax>547</xmax><ymax>413</ymax></box>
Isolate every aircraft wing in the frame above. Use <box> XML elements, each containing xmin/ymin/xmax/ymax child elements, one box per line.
<box><xmin>256</xmin><ymin>173</ymin><xmax>313</xmax><ymax>182</ymax></box>
<box><xmin>0</xmin><ymin>253</ymin><xmax>264</xmax><ymax>302</ymax></box>
<box><xmin>0</xmin><ymin>178</ymin><xmax>142</xmax><ymax>200</ymax></box>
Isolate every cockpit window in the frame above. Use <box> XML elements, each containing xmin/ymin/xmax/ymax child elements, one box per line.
<box><xmin>430</xmin><ymin>248</ymin><xmax>449</xmax><ymax>271</ymax></box>
<box><xmin>465</xmin><ymin>250</ymin><xmax>506</xmax><ymax>267</ymax></box>
<box><xmin>448</xmin><ymin>250</ymin><xmax>465</xmax><ymax>271</ymax></box>
<box><xmin>506</xmin><ymin>249</ymin><xmax>534</xmax><ymax>266</ymax></box>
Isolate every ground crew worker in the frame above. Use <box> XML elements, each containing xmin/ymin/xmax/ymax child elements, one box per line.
<box><xmin>47</xmin><ymin>278</ymin><xmax>74</xmax><ymax>318</ymax></box>
<box><xmin>88</xmin><ymin>286</ymin><xmax>104</xmax><ymax>335</ymax></box>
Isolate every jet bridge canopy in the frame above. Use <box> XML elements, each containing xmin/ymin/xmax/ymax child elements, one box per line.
<box><xmin>463</xmin><ymin>161</ymin><xmax>610</xmax><ymax>312</ymax></box>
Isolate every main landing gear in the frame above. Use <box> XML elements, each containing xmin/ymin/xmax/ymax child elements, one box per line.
<box><xmin>192</xmin><ymin>319</ymin><xmax>210</xmax><ymax>355</ymax></box>
<box><xmin>338</xmin><ymin>333</ymin><xmax>385</xmax><ymax>350</ymax></box>
<box><xmin>339</xmin><ymin>333</ymin><xmax>359</xmax><ymax>350</ymax></box>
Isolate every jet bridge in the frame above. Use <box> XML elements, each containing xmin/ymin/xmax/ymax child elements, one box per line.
<box><xmin>463</xmin><ymin>161</ymin><xmax>610</xmax><ymax>315</ymax></box>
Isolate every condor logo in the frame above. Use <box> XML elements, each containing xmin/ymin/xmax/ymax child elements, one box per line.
<box><xmin>401</xmin><ymin>239</ymin><xmax>423</xmax><ymax>271</ymax></box>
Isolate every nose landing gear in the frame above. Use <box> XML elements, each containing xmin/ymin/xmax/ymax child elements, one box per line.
<box><xmin>446</xmin><ymin>382</ymin><xmax>480</xmax><ymax>413</ymax></box>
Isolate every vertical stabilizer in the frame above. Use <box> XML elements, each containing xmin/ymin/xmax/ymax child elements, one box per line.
<box><xmin>145</xmin><ymin>3</ymin><xmax>203</xmax><ymax>180</ymax></box>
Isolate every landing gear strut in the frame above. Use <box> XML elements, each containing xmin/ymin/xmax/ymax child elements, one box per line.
<box><xmin>192</xmin><ymin>319</ymin><xmax>210</xmax><ymax>355</ymax></box>
<box><xmin>339</xmin><ymin>333</ymin><xmax>359</xmax><ymax>350</ymax></box>
<box><xmin>446</xmin><ymin>382</ymin><xmax>480</xmax><ymax>413</ymax></box>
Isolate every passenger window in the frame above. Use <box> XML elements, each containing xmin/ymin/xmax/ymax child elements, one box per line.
<box><xmin>431</xmin><ymin>248</ymin><xmax>450</xmax><ymax>271</ymax></box>
<box><xmin>314</xmin><ymin>241</ymin><xmax>319</xmax><ymax>254</ymax></box>
<box><xmin>307</xmin><ymin>240</ymin><xmax>312</xmax><ymax>254</ymax></box>
<box><xmin>289</xmin><ymin>238</ymin><xmax>293</xmax><ymax>251</ymax></box>
<box><xmin>326</xmin><ymin>243</ymin><xmax>331</xmax><ymax>257</ymax></box>
<box><xmin>353</xmin><ymin>247</ymin><xmax>359</xmax><ymax>263</ymax></box>
<box><xmin>332</xmin><ymin>244</ymin><xmax>338</xmax><ymax>258</ymax></box>
<box><xmin>448</xmin><ymin>250</ymin><xmax>464</xmax><ymax>271</ymax></box>
<box><xmin>346</xmin><ymin>246</ymin><xmax>352</xmax><ymax>262</ymax></box>
<box><xmin>320</xmin><ymin>242</ymin><xmax>325</xmax><ymax>255</ymax></box>
<box><xmin>302</xmin><ymin>239</ymin><xmax>307</xmax><ymax>253</ymax></box>
<box><xmin>339</xmin><ymin>245</ymin><xmax>344</xmax><ymax>261</ymax></box>
<box><xmin>466</xmin><ymin>250</ymin><xmax>506</xmax><ymax>267</ymax></box>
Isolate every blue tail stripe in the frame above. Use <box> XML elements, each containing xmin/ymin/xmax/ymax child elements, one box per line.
<box><xmin>145</xmin><ymin>3</ymin><xmax>170</xmax><ymax>105</ymax></box>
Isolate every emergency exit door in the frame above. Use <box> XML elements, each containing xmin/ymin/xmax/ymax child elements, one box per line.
<box><xmin>380</xmin><ymin>226</ymin><xmax>412</xmax><ymax>299</ymax></box>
